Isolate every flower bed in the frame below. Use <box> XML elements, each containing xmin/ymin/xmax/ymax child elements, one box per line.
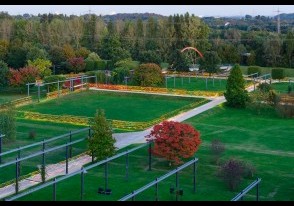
<box><xmin>0</xmin><ymin>96</ymin><xmax>32</xmax><ymax>110</ymax></box>
<box><xmin>46</xmin><ymin>87</ymin><xmax>85</xmax><ymax>99</ymax></box>
<box><xmin>88</xmin><ymin>83</ymin><xmax>221</xmax><ymax>97</ymax></box>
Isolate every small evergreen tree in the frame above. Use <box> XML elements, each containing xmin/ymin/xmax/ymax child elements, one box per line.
<box><xmin>0</xmin><ymin>104</ymin><xmax>16</xmax><ymax>143</ymax></box>
<box><xmin>224</xmin><ymin>64</ymin><xmax>249</xmax><ymax>108</ymax></box>
<box><xmin>87</xmin><ymin>109</ymin><xmax>116</xmax><ymax>161</ymax></box>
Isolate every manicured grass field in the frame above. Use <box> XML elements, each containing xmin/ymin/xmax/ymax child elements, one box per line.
<box><xmin>240</xmin><ymin>65</ymin><xmax>294</xmax><ymax>77</ymax></box>
<box><xmin>18</xmin><ymin>90</ymin><xmax>205</xmax><ymax>122</ymax></box>
<box><xmin>271</xmin><ymin>82</ymin><xmax>294</xmax><ymax>94</ymax></box>
<box><xmin>13</xmin><ymin>105</ymin><xmax>294</xmax><ymax>201</ymax></box>
<box><xmin>163</xmin><ymin>76</ymin><xmax>227</xmax><ymax>91</ymax></box>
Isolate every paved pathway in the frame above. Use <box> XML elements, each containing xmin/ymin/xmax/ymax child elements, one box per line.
<box><xmin>0</xmin><ymin>83</ymin><xmax>257</xmax><ymax>200</ymax></box>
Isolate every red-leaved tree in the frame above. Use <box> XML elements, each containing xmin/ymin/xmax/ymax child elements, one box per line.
<box><xmin>145</xmin><ymin>121</ymin><xmax>201</xmax><ymax>165</ymax></box>
<box><xmin>9</xmin><ymin>66</ymin><xmax>39</xmax><ymax>87</ymax></box>
<box><xmin>67</xmin><ymin>57</ymin><xmax>85</xmax><ymax>74</ymax></box>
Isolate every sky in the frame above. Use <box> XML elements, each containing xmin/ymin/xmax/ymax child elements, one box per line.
<box><xmin>0</xmin><ymin>5</ymin><xmax>293</xmax><ymax>17</ymax></box>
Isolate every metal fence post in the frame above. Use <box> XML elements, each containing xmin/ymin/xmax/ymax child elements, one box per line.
<box><xmin>256</xmin><ymin>178</ymin><xmax>259</xmax><ymax>201</ymax></box>
<box><xmin>82</xmin><ymin>76</ymin><xmax>84</xmax><ymax>89</ymax></box>
<box><xmin>18</xmin><ymin>147</ymin><xmax>21</xmax><ymax>176</ymax></box>
<box><xmin>15</xmin><ymin>157</ymin><xmax>19</xmax><ymax>193</ymax></box>
<box><xmin>105</xmin><ymin>160</ymin><xmax>108</xmax><ymax>190</ymax></box>
<box><xmin>81</xmin><ymin>167</ymin><xmax>85</xmax><ymax>201</ymax></box>
<box><xmin>0</xmin><ymin>134</ymin><xmax>3</xmax><ymax>164</ymax></box>
<box><xmin>38</xmin><ymin>85</ymin><xmax>40</xmax><ymax>102</ymax></box>
<box><xmin>53</xmin><ymin>177</ymin><xmax>57</xmax><ymax>201</ymax></box>
<box><xmin>193</xmin><ymin>158</ymin><xmax>196</xmax><ymax>193</ymax></box>
<box><xmin>176</xmin><ymin>170</ymin><xmax>179</xmax><ymax>201</ymax></box>
<box><xmin>155</xmin><ymin>178</ymin><xmax>158</xmax><ymax>201</ymax></box>
<box><xmin>125</xmin><ymin>151</ymin><xmax>129</xmax><ymax>180</ymax></box>
<box><xmin>174</xmin><ymin>76</ymin><xmax>175</xmax><ymax>88</ymax></box>
<box><xmin>88</xmin><ymin>126</ymin><xmax>91</xmax><ymax>137</ymax></box>
<box><xmin>148</xmin><ymin>143</ymin><xmax>152</xmax><ymax>171</ymax></box>
<box><xmin>213</xmin><ymin>76</ymin><xmax>215</xmax><ymax>87</ymax></box>
<box><xmin>165</xmin><ymin>76</ymin><xmax>167</xmax><ymax>88</ymax></box>
<box><xmin>69</xmin><ymin>131</ymin><xmax>72</xmax><ymax>158</ymax></box>
<box><xmin>42</xmin><ymin>140</ymin><xmax>46</xmax><ymax>166</ymax></box>
<box><xmin>65</xmin><ymin>143</ymin><xmax>69</xmax><ymax>174</ymax></box>
<box><xmin>57</xmin><ymin>80</ymin><xmax>60</xmax><ymax>97</ymax></box>
<box><xmin>131</xmin><ymin>191</ymin><xmax>135</xmax><ymax>201</ymax></box>
<box><xmin>27</xmin><ymin>83</ymin><xmax>30</xmax><ymax>97</ymax></box>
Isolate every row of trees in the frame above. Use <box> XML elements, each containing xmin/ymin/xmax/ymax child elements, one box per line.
<box><xmin>0</xmin><ymin>12</ymin><xmax>293</xmax><ymax>76</ymax></box>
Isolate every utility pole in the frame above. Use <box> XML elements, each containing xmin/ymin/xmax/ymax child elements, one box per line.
<box><xmin>274</xmin><ymin>8</ymin><xmax>282</xmax><ymax>34</ymax></box>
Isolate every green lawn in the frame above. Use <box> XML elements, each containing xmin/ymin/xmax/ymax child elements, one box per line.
<box><xmin>12</xmin><ymin>105</ymin><xmax>294</xmax><ymax>201</ymax></box>
<box><xmin>271</xmin><ymin>82</ymin><xmax>294</xmax><ymax>94</ymax></box>
<box><xmin>163</xmin><ymin>76</ymin><xmax>227</xmax><ymax>91</ymax></box>
<box><xmin>240</xmin><ymin>66</ymin><xmax>294</xmax><ymax>77</ymax></box>
<box><xmin>0</xmin><ymin>119</ymin><xmax>87</xmax><ymax>186</ymax></box>
<box><xmin>18</xmin><ymin>90</ymin><xmax>205</xmax><ymax>122</ymax></box>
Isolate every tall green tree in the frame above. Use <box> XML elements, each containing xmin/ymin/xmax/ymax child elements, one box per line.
<box><xmin>224</xmin><ymin>64</ymin><xmax>249</xmax><ymax>108</ymax></box>
<box><xmin>27</xmin><ymin>58</ymin><xmax>52</xmax><ymax>78</ymax></box>
<box><xmin>285</xmin><ymin>31</ymin><xmax>294</xmax><ymax>68</ymax></box>
<box><xmin>0</xmin><ymin>60</ymin><xmax>9</xmax><ymax>87</ymax></box>
<box><xmin>88</xmin><ymin>109</ymin><xmax>116</xmax><ymax>161</ymax></box>
<box><xmin>199</xmin><ymin>51</ymin><xmax>221</xmax><ymax>75</ymax></box>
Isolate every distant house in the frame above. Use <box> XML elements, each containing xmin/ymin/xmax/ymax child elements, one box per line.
<box><xmin>219</xmin><ymin>65</ymin><xmax>232</xmax><ymax>72</ymax></box>
<box><xmin>224</xmin><ymin>22</ymin><xmax>230</xmax><ymax>26</ymax></box>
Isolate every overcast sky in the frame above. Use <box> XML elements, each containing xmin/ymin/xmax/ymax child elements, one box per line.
<box><xmin>1</xmin><ymin>5</ymin><xmax>293</xmax><ymax>17</ymax></box>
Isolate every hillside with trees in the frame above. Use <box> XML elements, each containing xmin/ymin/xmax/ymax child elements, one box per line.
<box><xmin>0</xmin><ymin>11</ymin><xmax>293</xmax><ymax>80</ymax></box>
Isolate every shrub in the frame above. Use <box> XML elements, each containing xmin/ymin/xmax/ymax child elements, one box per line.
<box><xmin>241</xmin><ymin>161</ymin><xmax>256</xmax><ymax>179</ymax></box>
<box><xmin>218</xmin><ymin>158</ymin><xmax>244</xmax><ymax>191</ymax></box>
<box><xmin>112</xmin><ymin>67</ymin><xmax>130</xmax><ymax>84</ymax></box>
<box><xmin>114</xmin><ymin>59</ymin><xmax>139</xmax><ymax>70</ymax></box>
<box><xmin>96</xmin><ymin>60</ymin><xmax>108</xmax><ymax>70</ymax></box>
<box><xmin>247</xmin><ymin>90</ymin><xmax>276</xmax><ymax>115</ymax></box>
<box><xmin>257</xmin><ymin>83</ymin><xmax>272</xmax><ymax>93</ymax></box>
<box><xmin>27</xmin><ymin>58</ymin><xmax>52</xmax><ymax>78</ymax></box>
<box><xmin>67</xmin><ymin>57</ymin><xmax>86</xmax><ymax>74</ymax></box>
<box><xmin>28</xmin><ymin>130</ymin><xmax>36</xmax><ymax>139</ymax></box>
<box><xmin>43</xmin><ymin>75</ymin><xmax>66</xmax><ymax>92</ymax></box>
<box><xmin>96</xmin><ymin>71</ymin><xmax>107</xmax><ymax>84</ymax></box>
<box><xmin>8</xmin><ymin>66</ymin><xmax>39</xmax><ymax>87</ymax></box>
<box><xmin>145</xmin><ymin>121</ymin><xmax>201</xmax><ymax>165</ymax></box>
<box><xmin>275</xmin><ymin>103</ymin><xmax>294</xmax><ymax>118</ymax></box>
<box><xmin>247</xmin><ymin>66</ymin><xmax>261</xmax><ymax>76</ymax></box>
<box><xmin>271</xmin><ymin>68</ymin><xmax>285</xmax><ymax>80</ymax></box>
<box><xmin>133</xmin><ymin>63</ymin><xmax>164</xmax><ymax>87</ymax></box>
<box><xmin>210</xmin><ymin>139</ymin><xmax>225</xmax><ymax>165</ymax></box>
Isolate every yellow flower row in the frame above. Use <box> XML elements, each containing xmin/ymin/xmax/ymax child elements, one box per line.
<box><xmin>89</xmin><ymin>83</ymin><xmax>221</xmax><ymax>97</ymax></box>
